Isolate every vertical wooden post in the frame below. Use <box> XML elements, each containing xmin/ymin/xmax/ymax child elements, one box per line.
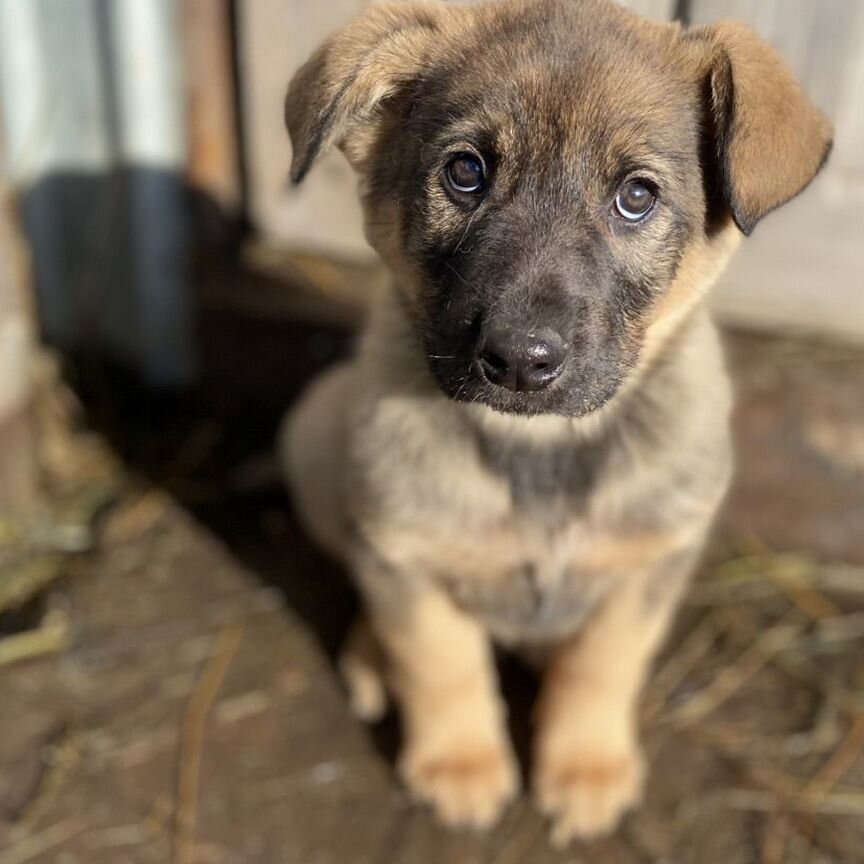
<box><xmin>183</xmin><ymin>0</ymin><xmax>241</xmax><ymax>216</ymax></box>
<box><xmin>182</xmin><ymin>0</ymin><xmax>244</xmax><ymax>253</ymax></box>
<box><xmin>0</xmin><ymin>143</ymin><xmax>38</xmax><ymax>513</ymax></box>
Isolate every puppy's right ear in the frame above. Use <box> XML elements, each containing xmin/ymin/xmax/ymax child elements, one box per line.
<box><xmin>286</xmin><ymin>2</ymin><xmax>447</xmax><ymax>183</ymax></box>
<box><xmin>687</xmin><ymin>21</ymin><xmax>832</xmax><ymax>235</ymax></box>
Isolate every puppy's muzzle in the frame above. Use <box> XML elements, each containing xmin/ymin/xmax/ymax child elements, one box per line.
<box><xmin>476</xmin><ymin>325</ymin><xmax>566</xmax><ymax>393</ymax></box>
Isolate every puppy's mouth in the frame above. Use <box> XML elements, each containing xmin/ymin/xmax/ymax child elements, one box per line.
<box><xmin>426</xmin><ymin>354</ymin><xmax>623</xmax><ymax>419</ymax></box>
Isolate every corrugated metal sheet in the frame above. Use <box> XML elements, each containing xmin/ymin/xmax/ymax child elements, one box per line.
<box><xmin>0</xmin><ymin>0</ymin><xmax>194</xmax><ymax>386</ymax></box>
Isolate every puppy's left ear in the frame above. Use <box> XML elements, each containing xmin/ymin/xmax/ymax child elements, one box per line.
<box><xmin>690</xmin><ymin>21</ymin><xmax>833</xmax><ymax>235</ymax></box>
<box><xmin>286</xmin><ymin>2</ymin><xmax>448</xmax><ymax>183</ymax></box>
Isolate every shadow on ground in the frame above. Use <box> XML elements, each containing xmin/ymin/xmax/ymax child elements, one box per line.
<box><xmin>62</xmin><ymin>259</ymin><xmax>544</xmax><ymax>773</ymax></box>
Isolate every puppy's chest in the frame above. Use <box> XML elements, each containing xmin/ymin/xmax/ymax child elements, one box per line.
<box><xmin>457</xmin><ymin>436</ymin><xmax>615</xmax><ymax>641</ymax></box>
<box><xmin>359</xmin><ymin>410</ymin><xmax>634</xmax><ymax>641</ymax></box>
<box><xmin>474</xmin><ymin>428</ymin><xmax>610</xmax><ymax>511</ymax></box>
<box><xmin>436</xmin><ymin>530</ymin><xmax>611</xmax><ymax>644</ymax></box>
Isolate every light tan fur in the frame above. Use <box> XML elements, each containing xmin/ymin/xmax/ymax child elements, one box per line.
<box><xmin>686</xmin><ymin>21</ymin><xmax>833</xmax><ymax>234</ymax></box>
<box><xmin>535</xmin><ymin>567</ymin><xmax>681</xmax><ymax>845</ymax></box>
<box><xmin>359</xmin><ymin>568</ymin><xmax>518</xmax><ymax>827</ymax></box>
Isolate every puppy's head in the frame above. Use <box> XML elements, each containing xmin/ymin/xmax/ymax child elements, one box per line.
<box><xmin>287</xmin><ymin>0</ymin><xmax>831</xmax><ymax>417</ymax></box>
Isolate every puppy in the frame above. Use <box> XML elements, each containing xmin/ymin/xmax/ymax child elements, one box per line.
<box><xmin>281</xmin><ymin>0</ymin><xmax>831</xmax><ymax>845</ymax></box>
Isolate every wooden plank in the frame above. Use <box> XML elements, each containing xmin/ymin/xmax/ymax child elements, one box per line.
<box><xmin>820</xmin><ymin>1</ymin><xmax>864</xmax><ymax>192</ymax></box>
<box><xmin>710</xmin><ymin>191</ymin><xmax>864</xmax><ymax>345</ymax></box>
<box><xmin>183</xmin><ymin>0</ymin><xmax>240</xmax><ymax>214</ymax></box>
<box><xmin>239</xmin><ymin>0</ymin><xmax>372</xmax><ymax>258</ymax></box>
<box><xmin>0</xmin><ymin>136</ymin><xmax>38</xmax><ymax>512</ymax></box>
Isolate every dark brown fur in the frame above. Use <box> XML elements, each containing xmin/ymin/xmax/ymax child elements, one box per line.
<box><xmin>281</xmin><ymin>0</ymin><xmax>831</xmax><ymax>844</ymax></box>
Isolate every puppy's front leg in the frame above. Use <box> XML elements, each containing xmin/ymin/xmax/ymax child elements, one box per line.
<box><xmin>534</xmin><ymin>550</ymin><xmax>694</xmax><ymax>845</ymax></box>
<box><xmin>361</xmin><ymin>568</ymin><xmax>518</xmax><ymax>829</ymax></box>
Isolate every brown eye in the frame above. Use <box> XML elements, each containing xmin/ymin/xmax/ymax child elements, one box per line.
<box><xmin>615</xmin><ymin>180</ymin><xmax>656</xmax><ymax>222</ymax></box>
<box><xmin>445</xmin><ymin>153</ymin><xmax>485</xmax><ymax>194</ymax></box>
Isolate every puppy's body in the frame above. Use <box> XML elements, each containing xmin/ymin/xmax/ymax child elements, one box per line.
<box><xmin>288</xmin><ymin>289</ymin><xmax>731</xmax><ymax>645</ymax></box>
<box><xmin>282</xmin><ymin>0</ymin><xmax>830</xmax><ymax>844</ymax></box>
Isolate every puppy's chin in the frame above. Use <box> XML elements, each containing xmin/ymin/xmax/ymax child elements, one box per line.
<box><xmin>428</xmin><ymin>358</ymin><xmax>623</xmax><ymax>419</ymax></box>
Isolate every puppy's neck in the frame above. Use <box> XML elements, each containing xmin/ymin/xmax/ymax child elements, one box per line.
<box><xmin>360</xmin><ymin>285</ymin><xmax>713</xmax><ymax>447</ymax></box>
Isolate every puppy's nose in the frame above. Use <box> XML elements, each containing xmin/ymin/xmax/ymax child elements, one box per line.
<box><xmin>477</xmin><ymin>326</ymin><xmax>566</xmax><ymax>392</ymax></box>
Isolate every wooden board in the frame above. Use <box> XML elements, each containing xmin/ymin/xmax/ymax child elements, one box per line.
<box><xmin>239</xmin><ymin>0</ymin><xmax>377</xmax><ymax>258</ymax></box>
<box><xmin>183</xmin><ymin>0</ymin><xmax>241</xmax><ymax>213</ymax></box>
<box><xmin>0</xmin><ymin>141</ymin><xmax>37</xmax><ymax>511</ymax></box>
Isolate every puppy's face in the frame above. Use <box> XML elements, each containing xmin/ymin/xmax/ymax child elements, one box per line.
<box><xmin>287</xmin><ymin>0</ymin><xmax>831</xmax><ymax>418</ymax></box>
<box><xmin>363</xmin><ymin>5</ymin><xmax>706</xmax><ymax>417</ymax></box>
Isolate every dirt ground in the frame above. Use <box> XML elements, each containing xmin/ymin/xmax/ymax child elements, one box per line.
<box><xmin>1</xmin><ymin>282</ymin><xmax>863</xmax><ymax>863</ymax></box>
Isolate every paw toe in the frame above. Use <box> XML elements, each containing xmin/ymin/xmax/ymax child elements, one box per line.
<box><xmin>536</xmin><ymin>752</ymin><xmax>644</xmax><ymax>845</ymax></box>
<box><xmin>402</xmin><ymin>747</ymin><xmax>518</xmax><ymax>830</ymax></box>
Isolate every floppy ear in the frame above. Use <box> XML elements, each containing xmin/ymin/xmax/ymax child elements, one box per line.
<box><xmin>691</xmin><ymin>21</ymin><xmax>832</xmax><ymax>235</ymax></box>
<box><xmin>286</xmin><ymin>2</ymin><xmax>448</xmax><ymax>184</ymax></box>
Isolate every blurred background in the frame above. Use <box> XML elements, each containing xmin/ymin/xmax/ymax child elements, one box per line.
<box><xmin>0</xmin><ymin>1</ymin><xmax>862</xmax><ymax>863</ymax></box>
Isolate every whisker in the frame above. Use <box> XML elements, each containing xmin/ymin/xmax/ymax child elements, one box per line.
<box><xmin>443</xmin><ymin>260</ymin><xmax>478</xmax><ymax>293</ymax></box>
<box><xmin>455</xmin><ymin>209</ymin><xmax>480</xmax><ymax>254</ymax></box>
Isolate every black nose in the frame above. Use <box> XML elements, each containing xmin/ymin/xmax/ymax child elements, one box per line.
<box><xmin>477</xmin><ymin>326</ymin><xmax>566</xmax><ymax>392</ymax></box>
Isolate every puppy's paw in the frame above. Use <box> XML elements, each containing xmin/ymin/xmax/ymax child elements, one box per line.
<box><xmin>534</xmin><ymin>744</ymin><xmax>644</xmax><ymax>846</ymax></box>
<box><xmin>339</xmin><ymin>619</ymin><xmax>388</xmax><ymax>722</ymax></box>
<box><xmin>400</xmin><ymin>741</ymin><xmax>518</xmax><ymax>830</ymax></box>
<box><xmin>340</xmin><ymin>650</ymin><xmax>388</xmax><ymax>722</ymax></box>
